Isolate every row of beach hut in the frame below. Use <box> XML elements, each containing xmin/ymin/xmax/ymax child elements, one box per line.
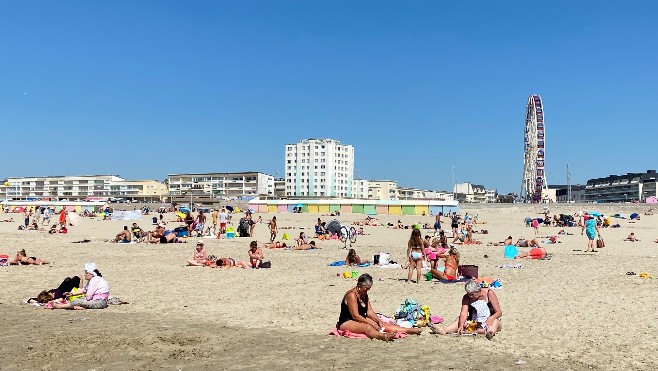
<box><xmin>247</xmin><ymin>199</ymin><xmax>459</xmax><ymax>216</ymax></box>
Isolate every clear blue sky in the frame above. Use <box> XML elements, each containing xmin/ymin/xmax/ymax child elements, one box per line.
<box><xmin>1</xmin><ymin>1</ymin><xmax>656</xmax><ymax>194</ymax></box>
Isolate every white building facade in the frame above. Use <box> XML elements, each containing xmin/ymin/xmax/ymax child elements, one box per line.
<box><xmin>168</xmin><ymin>172</ymin><xmax>274</xmax><ymax>200</ymax></box>
<box><xmin>1</xmin><ymin>175</ymin><xmax>167</xmax><ymax>201</ymax></box>
<box><xmin>352</xmin><ymin>179</ymin><xmax>369</xmax><ymax>199</ymax></box>
<box><xmin>285</xmin><ymin>138</ymin><xmax>354</xmax><ymax>197</ymax></box>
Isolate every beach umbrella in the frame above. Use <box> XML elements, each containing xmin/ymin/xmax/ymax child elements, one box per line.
<box><xmin>326</xmin><ymin>220</ymin><xmax>342</xmax><ymax>235</ymax></box>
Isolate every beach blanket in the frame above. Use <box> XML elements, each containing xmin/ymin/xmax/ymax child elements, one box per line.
<box><xmin>329</xmin><ymin>327</ymin><xmax>407</xmax><ymax>339</ymax></box>
<box><xmin>328</xmin><ymin>261</ymin><xmax>370</xmax><ymax>267</ymax></box>
<box><xmin>378</xmin><ymin>263</ymin><xmax>401</xmax><ymax>269</ymax></box>
<box><xmin>504</xmin><ymin>245</ymin><xmax>518</xmax><ymax>259</ymax></box>
<box><xmin>435</xmin><ymin>276</ymin><xmax>469</xmax><ymax>284</ymax></box>
<box><xmin>111</xmin><ymin>210</ymin><xmax>142</xmax><ymax>221</ymax></box>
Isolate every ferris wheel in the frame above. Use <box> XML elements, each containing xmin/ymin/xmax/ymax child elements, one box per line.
<box><xmin>521</xmin><ymin>94</ymin><xmax>548</xmax><ymax>203</ymax></box>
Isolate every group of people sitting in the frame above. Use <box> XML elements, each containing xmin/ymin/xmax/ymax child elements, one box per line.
<box><xmin>186</xmin><ymin>240</ymin><xmax>269</xmax><ymax>269</ymax></box>
<box><xmin>337</xmin><ymin>274</ymin><xmax>502</xmax><ymax>341</ymax></box>
<box><xmin>109</xmin><ymin>223</ymin><xmax>183</xmax><ymax>244</ymax></box>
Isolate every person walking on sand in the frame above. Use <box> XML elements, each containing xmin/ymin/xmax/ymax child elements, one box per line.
<box><xmin>583</xmin><ymin>215</ymin><xmax>600</xmax><ymax>252</ymax></box>
<box><xmin>268</xmin><ymin>216</ymin><xmax>278</xmax><ymax>243</ymax></box>
<box><xmin>532</xmin><ymin>218</ymin><xmax>539</xmax><ymax>235</ymax></box>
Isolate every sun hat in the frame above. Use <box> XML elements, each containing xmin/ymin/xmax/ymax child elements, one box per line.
<box><xmin>196</xmin><ymin>240</ymin><xmax>204</xmax><ymax>246</ymax></box>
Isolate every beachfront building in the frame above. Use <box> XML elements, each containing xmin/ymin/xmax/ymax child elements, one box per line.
<box><xmin>273</xmin><ymin>178</ymin><xmax>286</xmax><ymax>198</ymax></box>
<box><xmin>109</xmin><ymin>180</ymin><xmax>169</xmax><ymax>202</ymax></box>
<box><xmin>1</xmin><ymin>175</ymin><xmax>168</xmax><ymax>202</ymax></box>
<box><xmin>554</xmin><ymin>185</ymin><xmax>586</xmax><ymax>203</ymax></box>
<box><xmin>352</xmin><ymin>179</ymin><xmax>370</xmax><ymax>199</ymax></box>
<box><xmin>167</xmin><ymin>172</ymin><xmax>275</xmax><ymax>202</ymax></box>
<box><xmin>454</xmin><ymin>182</ymin><xmax>490</xmax><ymax>203</ymax></box>
<box><xmin>368</xmin><ymin>180</ymin><xmax>398</xmax><ymax>200</ymax></box>
<box><xmin>284</xmin><ymin>138</ymin><xmax>354</xmax><ymax>198</ymax></box>
<box><xmin>585</xmin><ymin>170</ymin><xmax>657</xmax><ymax>203</ymax></box>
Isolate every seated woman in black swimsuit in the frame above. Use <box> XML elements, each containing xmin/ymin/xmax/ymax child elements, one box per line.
<box><xmin>336</xmin><ymin>273</ymin><xmax>423</xmax><ymax>340</ymax></box>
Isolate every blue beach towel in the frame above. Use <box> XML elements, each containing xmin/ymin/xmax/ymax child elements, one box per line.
<box><xmin>328</xmin><ymin>261</ymin><xmax>345</xmax><ymax>266</ymax></box>
<box><xmin>504</xmin><ymin>245</ymin><xmax>518</xmax><ymax>259</ymax></box>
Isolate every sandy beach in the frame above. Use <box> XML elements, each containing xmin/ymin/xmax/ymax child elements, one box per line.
<box><xmin>1</xmin><ymin>204</ymin><xmax>657</xmax><ymax>370</ymax></box>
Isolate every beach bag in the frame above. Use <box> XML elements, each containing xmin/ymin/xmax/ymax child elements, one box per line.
<box><xmin>0</xmin><ymin>254</ymin><xmax>8</xmax><ymax>267</ymax></box>
<box><xmin>282</xmin><ymin>233</ymin><xmax>290</xmax><ymax>240</ymax></box>
<box><xmin>597</xmin><ymin>238</ymin><xmax>605</xmax><ymax>248</ymax></box>
<box><xmin>458</xmin><ymin>265</ymin><xmax>479</xmax><ymax>279</ymax></box>
<box><xmin>259</xmin><ymin>261</ymin><xmax>271</xmax><ymax>269</ymax></box>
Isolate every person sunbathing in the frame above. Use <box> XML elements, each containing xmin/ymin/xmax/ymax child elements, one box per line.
<box><xmin>296</xmin><ymin>232</ymin><xmax>309</xmax><ymax>247</ymax></box>
<box><xmin>27</xmin><ymin>275</ymin><xmax>83</xmax><ymax>304</ymax></box>
<box><xmin>51</xmin><ymin>263</ymin><xmax>109</xmax><ymax>310</ymax></box>
<box><xmin>429</xmin><ymin>247</ymin><xmax>460</xmax><ymax>281</ymax></box>
<box><xmin>9</xmin><ymin>249</ymin><xmax>49</xmax><ymax>265</ymax></box>
<box><xmin>515</xmin><ymin>238</ymin><xmax>539</xmax><ymax>247</ymax></box>
<box><xmin>209</xmin><ymin>257</ymin><xmax>250</xmax><ymax>269</ymax></box>
<box><xmin>261</xmin><ymin>241</ymin><xmax>287</xmax><ymax>249</ymax></box>
<box><xmin>515</xmin><ymin>247</ymin><xmax>547</xmax><ymax>259</ymax></box>
<box><xmin>624</xmin><ymin>233</ymin><xmax>639</xmax><ymax>242</ymax></box>
<box><xmin>345</xmin><ymin>248</ymin><xmax>370</xmax><ymax>266</ymax></box>
<box><xmin>187</xmin><ymin>241</ymin><xmax>207</xmax><ymax>266</ymax></box>
<box><xmin>336</xmin><ymin>273</ymin><xmax>422</xmax><ymax>341</ymax></box>
<box><xmin>248</xmin><ymin>241</ymin><xmax>264</xmax><ymax>268</ymax></box>
<box><xmin>158</xmin><ymin>231</ymin><xmax>180</xmax><ymax>244</ymax></box>
<box><xmin>488</xmin><ymin>236</ymin><xmax>514</xmax><ymax>247</ymax></box>
<box><xmin>293</xmin><ymin>241</ymin><xmax>319</xmax><ymax>250</ymax></box>
<box><xmin>429</xmin><ymin>279</ymin><xmax>502</xmax><ymax>340</ymax></box>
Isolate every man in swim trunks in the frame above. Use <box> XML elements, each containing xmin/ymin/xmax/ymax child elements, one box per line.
<box><xmin>112</xmin><ymin>226</ymin><xmax>132</xmax><ymax>243</ymax></box>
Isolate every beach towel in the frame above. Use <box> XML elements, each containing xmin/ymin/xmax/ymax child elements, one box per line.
<box><xmin>329</xmin><ymin>327</ymin><xmax>407</xmax><ymax>339</ymax></box>
<box><xmin>435</xmin><ymin>276</ymin><xmax>469</xmax><ymax>284</ymax></box>
<box><xmin>504</xmin><ymin>245</ymin><xmax>518</xmax><ymax>259</ymax></box>
<box><xmin>328</xmin><ymin>261</ymin><xmax>346</xmax><ymax>267</ymax></box>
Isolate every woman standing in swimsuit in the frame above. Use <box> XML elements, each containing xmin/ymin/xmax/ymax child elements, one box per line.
<box><xmin>430</xmin><ymin>279</ymin><xmax>502</xmax><ymax>340</ymax></box>
<box><xmin>407</xmin><ymin>228</ymin><xmax>426</xmax><ymax>284</ymax></box>
<box><xmin>337</xmin><ymin>274</ymin><xmax>422</xmax><ymax>340</ymax></box>
<box><xmin>429</xmin><ymin>246</ymin><xmax>460</xmax><ymax>281</ymax></box>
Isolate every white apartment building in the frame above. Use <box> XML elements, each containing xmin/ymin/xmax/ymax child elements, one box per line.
<box><xmin>352</xmin><ymin>179</ymin><xmax>369</xmax><ymax>199</ymax></box>
<box><xmin>1</xmin><ymin>175</ymin><xmax>168</xmax><ymax>201</ymax></box>
<box><xmin>285</xmin><ymin>138</ymin><xmax>354</xmax><ymax>197</ymax></box>
<box><xmin>368</xmin><ymin>180</ymin><xmax>398</xmax><ymax>200</ymax></box>
<box><xmin>454</xmin><ymin>182</ymin><xmax>497</xmax><ymax>203</ymax></box>
<box><xmin>167</xmin><ymin>172</ymin><xmax>274</xmax><ymax>200</ymax></box>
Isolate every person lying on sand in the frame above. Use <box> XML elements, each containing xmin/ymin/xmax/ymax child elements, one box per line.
<box><xmin>207</xmin><ymin>257</ymin><xmax>251</xmax><ymax>269</ymax></box>
<box><xmin>336</xmin><ymin>273</ymin><xmax>422</xmax><ymax>341</ymax></box>
<box><xmin>27</xmin><ymin>275</ymin><xmax>83</xmax><ymax>304</ymax></box>
<box><xmin>261</xmin><ymin>241</ymin><xmax>287</xmax><ymax>249</ymax></box>
<box><xmin>428</xmin><ymin>279</ymin><xmax>502</xmax><ymax>340</ymax></box>
<box><xmin>9</xmin><ymin>249</ymin><xmax>49</xmax><ymax>265</ymax></box>
<box><xmin>488</xmin><ymin>236</ymin><xmax>514</xmax><ymax>247</ymax></box>
<box><xmin>515</xmin><ymin>238</ymin><xmax>539</xmax><ymax>248</ymax></box>
<box><xmin>51</xmin><ymin>263</ymin><xmax>109</xmax><ymax>310</ymax></box>
<box><xmin>292</xmin><ymin>241</ymin><xmax>319</xmax><ymax>250</ymax></box>
<box><xmin>624</xmin><ymin>233</ymin><xmax>639</xmax><ymax>242</ymax></box>
<box><xmin>345</xmin><ymin>248</ymin><xmax>370</xmax><ymax>266</ymax></box>
<box><xmin>515</xmin><ymin>247</ymin><xmax>547</xmax><ymax>259</ymax></box>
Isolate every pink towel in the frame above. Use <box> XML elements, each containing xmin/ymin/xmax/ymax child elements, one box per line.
<box><xmin>329</xmin><ymin>327</ymin><xmax>408</xmax><ymax>339</ymax></box>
